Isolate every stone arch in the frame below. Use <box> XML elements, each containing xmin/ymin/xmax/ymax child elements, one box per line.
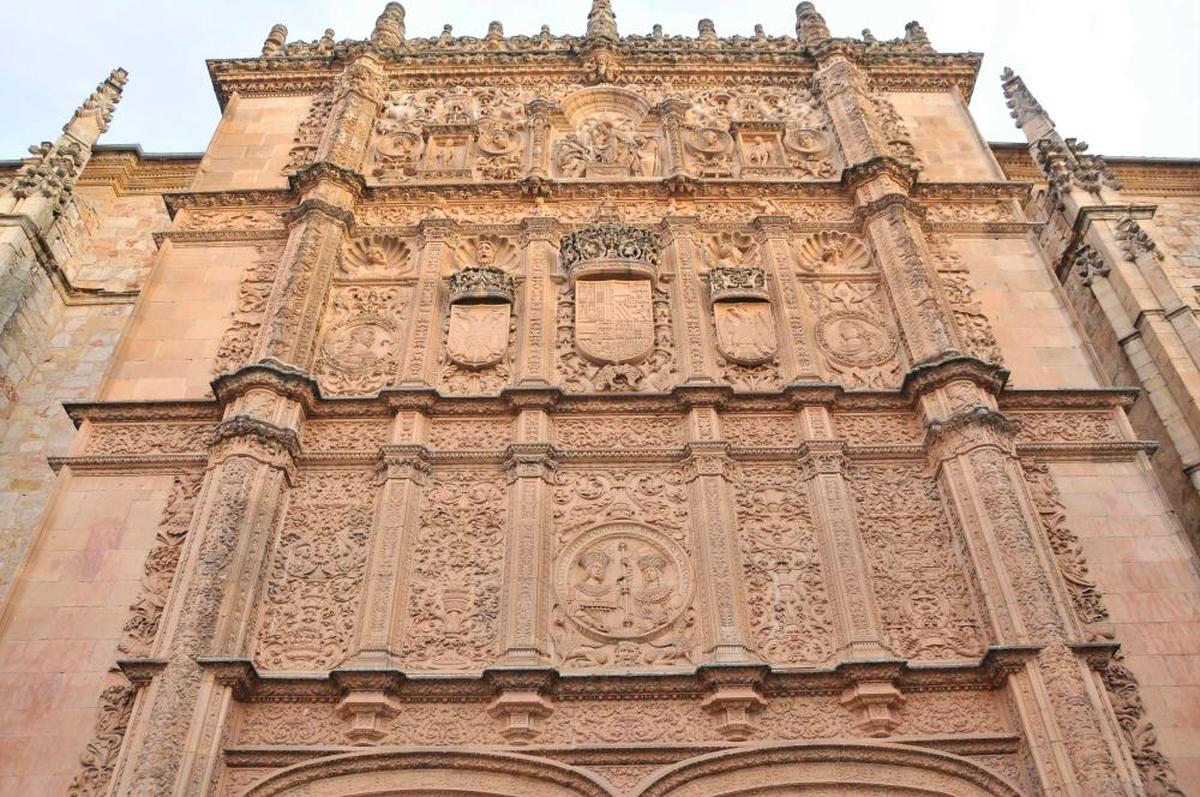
<box><xmin>560</xmin><ymin>86</ymin><xmax>652</xmax><ymax>127</ymax></box>
<box><xmin>633</xmin><ymin>741</ymin><xmax>1024</xmax><ymax>797</ymax></box>
<box><xmin>241</xmin><ymin>748</ymin><xmax>617</xmax><ymax>797</ymax></box>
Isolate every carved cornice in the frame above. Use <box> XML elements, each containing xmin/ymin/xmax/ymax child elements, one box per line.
<box><xmin>288</xmin><ymin>160</ymin><xmax>368</xmax><ymax>198</ymax></box>
<box><xmin>842</xmin><ymin>157</ymin><xmax>920</xmax><ymax>194</ymax></box>
<box><xmin>901</xmin><ymin>355</ymin><xmax>1010</xmax><ymax>401</ymax></box>
<box><xmin>282</xmin><ymin>197</ymin><xmax>356</xmax><ymax>229</ymax></box>
<box><xmin>211</xmin><ymin>360</ymin><xmax>323</xmax><ymax>408</ymax></box>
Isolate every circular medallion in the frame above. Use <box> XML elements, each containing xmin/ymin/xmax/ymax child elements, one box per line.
<box><xmin>476</xmin><ymin>123</ymin><xmax>521</xmax><ymax>156</ymax></box>
<box><xmin>377</xmin><ymin>131</ymin><xmax>423</xmax><ymax>161</ymax></box>
<box><xmin>319</xmin><ymin>316</ymin><xmax>395</xmax><ymax>375</ymax></box>
<box><xmin>815</xmin><ymin>311</ymin><xmax>897</xmax><ymax>368</ymax></box>
<box><xmin>555</xmin><ymin>523</ymin><xmax>692</xmax><ymax>642</ymax></box>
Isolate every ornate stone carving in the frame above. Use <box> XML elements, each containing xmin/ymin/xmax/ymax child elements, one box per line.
<box><xmin>850</xmin><ymin>464</ymin><xmax>986</xmax><ymax>660</ymax></box>
<box><xmin>722</xmin><ymin>414</ymin><xmax>799</xmax><ymax>448</ymax></box>
<box><xmin>299</xmin><ymin>420</ymin><xmax>389</xmax><ymax>452</ymax></box>
<box><xmin>255</xmin><ymin>470</ymin><xmax>375</xmax><ymax>670</ymax></box>
<box><xmin>555</xmin><ymin>116</ymin><xmax>660</xmax><ymax>179</ymax></box>
<box><xmin>1115</xmin><ymin>214</ymin><xmax>1164</xmax><ymax>262</ymax></box>
<box><xmin>554</xmin><ymin>415</ymin><xmax>682</xmax><ymax>449</ymax></box>
<box><xmin>558</xmin><ymin>279</ymin><xmax>675</xmax><ymax>391</ymax></box>
<box><xmin>929</xmin><ymin>236</ymin><xmax>1004</xmax><ymax>364</ymax></box>
<box><xmin>555</xmin><ymin>523</ymin><xmax>693</xmax><ymax>641</ymax></box>
<box><xmin>550</xmin><ymin>468</ymin><xmax>695</xmax><ymax>668</ymax></box>
<box><xmin>734</xmin><ymin>465</ymin><xmax>834</xmax><ymax>665</ymax></box>
<box><xmin>119</xmin><ymin>474</ymin><xmax>203</xmax><ymax>656</ymax></box>
<box><xmin>213</xmin><ymin>246</ymin><xmax>282</xmax><ymax>376</ymax></box>
<box><xmin>559</xmin><ymin>222</ymin><xmax>661</xmax><ymax>278</ymax></box>
<box><xmin>448</xmin><ymin>266</ymin><xmax>515</xmax><ymax>305</ymax></box>
<box><xmin>282</xmin><ymin>87</ymin><xmax>333</xmax><ymax>175</ymax></box>
<box><xmin>314</xmin><ymin>286</ymin><xmax>405</xmax><ymax>396</ymax></box>
<box><xmin>67</xmin><ymin>684</ymin><xmax>136</xmax><ymax>797</ymax></box>
<box><xmin>807</xmin><ymin>281</ymin><xmax>903</xmax><ymax>388</ymax></box>
<box><xmin>795</xmin><ymin>231</ymin><xmax>873</xmax><ymax>273</ymax></box>
<box><xmin>428</xmin><ymin>418</ymin><xmax>512</xmax><ymax>450</ymax></box>
<box><xmin>342</xmin><ymin>235</ymin><xmax>414</xmax><ymax>279</ymax></box>
<box><xmin>402</xmin><ymin>469</ymin><xmax>507</xmax><ymax>669</ymax></box>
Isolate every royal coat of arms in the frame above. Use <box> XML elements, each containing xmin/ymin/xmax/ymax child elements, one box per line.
<box><xmin>446</xmin><ymin>303</ymin><xmax>510</xmax><ymax>369</ymax></box>
<box><xmin>574</xmin><ymin>279</ymin><xmax>655</xmax><ymax>364</ymax></box>
<box><xmin>713</xmin><ymin>301</ymin><xmax>778</xmax><ymax>366</ymax></box>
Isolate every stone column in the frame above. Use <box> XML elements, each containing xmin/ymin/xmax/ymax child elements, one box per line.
<box><xmin>499</xmin><ymin>405</ymin><xmax>556</xmax><ymax>665</ymax></box>
<box><xmin>914</xmin><ymin>364</ymin><xmax>1139</xmax><ymax>796</ymax></box>
<box><xmin>349</xmin><ymin>406</ymin><xmax>432</xmax><ymax>667</ymax></box>
<box><xmin>795</xmin><ymin>404</ymin><xmax>885</xmax><ymax>659</ymax></box>
<box><xmin>111</xmin><ymin>370</ymin><xmax>308</xmax><ymax>797</ymax></box>
<box><xmin>397</xmin><ymin>218</ymin><xmax>456</xmax><ymax>386</ymax></box>
<box><xmin>253</xmin><ymin>52</ymin><xmax>385</xmax><ymax>368</ymax></box>
<box><xmin>524</xmin><ymin>98</ymin><xmax>557</xmax><ymax>186</ymax></box>
<box><xmin>654</xmin><ymin>98</ymin><xmax>692</xmax><ymax>181</ymax></box>
<box><xmin>755</xmin><ymin>214</ymin><xmax>820</xmax><ymax>380</ymax></box>
<box><xmin>662</xmin><ymin>216</ymin><xmax>717</xmax><ymax>383</ymax></box>
<box><xmin>516</xmin><ymin>217</ymin><xmax>558</xmax><ymax>385</ymax></box>
<box><xmin>683</xmin><ymin>397</ymin><xmax>755</xmax><ymax>663</ymax></box>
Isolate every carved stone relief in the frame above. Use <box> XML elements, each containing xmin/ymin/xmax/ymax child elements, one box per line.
<box><xmin>440</xmin><ymin>264</ymin><xmax>516</xmax><ymax>395</ymax></box>
<box><xmin>255</xmin><ymin>470</ymin><xmax>375</xmax><ymax>671</ymax></box>
<box><xmin>213</xmin><ymin>245</ymin><xmax>283</xmax><ymax>376</ymax></box>
<box><xmin>341</xmin><ymin>235</ymin><xmax>414</xmax><ymax>280</ymax></box>
<box><xmin>550</xmin><ymin>468</ymin><xmax>696</xmax><ymax>668</ymax></box>
<box><xmin>708</xmin><ymin>264</ymin><xmax>783</xmax><ymax>391</ymax></box>
<box><xmin>555</xmin><ymin>115</ymin><xmax>660</xmax><ymax>179</ymax></box>
<box><xmin>313</xmin><ymin>285</ymin><xmax>407</xmax><ymax>396</ymax></box>
<box><xmin>849</xmin><ymin>464</ymin><xmax>986</xmax><ymax>660</ymax></box>
<box><xmin>734</xmin><ymin>465</ymin><xmax>834</xmax><ymax>665</ymax></box>
<box><xmin>67</xmin><ymin>684</ymin><xmax>136</xmax><ymax>797</ymax></box>
<box><xmin>282</xmin><ymin>87</ymin><xmax>333</xmax><ymax>175</ymax></box>
<box><xmin>807</xmin><ymin>281</ymin><xmax>903</xmax><ymax>388</ymax></box>
<box><xmin>401</xmin><ymin>468</ymin><xmax>507</xmax><ymax>670</ymax></box>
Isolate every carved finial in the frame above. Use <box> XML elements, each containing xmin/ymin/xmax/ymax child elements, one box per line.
<box><xmin>698</xmin><ymin>18</ymin><xmax>717</xmax><ymax>42</ymax></box>
<box><xmin>261</xmin><ymin>23</ymin><xmax>287</xmax><ymax>56</ymax></box>
<box><xmin>438</xmin><ymin>24</ymin><xmax>454</xmax><ymax>44</ymax></box>
<box><xmin>586</xmin><ymin>0</ymin><xmax>619</xmax><ymax>42</ymax></box>
<box><xmin>652</xmin><ymin>23</ymin><xmax>664</xmax><ymax>40</ymax></box>
<box><xmin>795</xmin><ymin>2</ymin><xmax>830</xmax><ymax>45</ymax></box>
<box><xmin>904</xmin><ymin>20</ymin><xmax>929</xmax><ymax>46</ymax></box>
<box><xmin>754</xmin><ymin>24</ymin><xmax>766</xmax><ymax>40</ymax></box>
<box><xmin>486</xmin><ymin>20</ymin><xmax>505</xmax><ymax>47</ymax></box>
<box><xmin>371</xmin><ymin>2</ymin><xmax>406</xmax><ymax>47</ymax></box>
<box><xmin>317</xmin><ymin>28</ymin><xmax>335</xmax><ymax>54</ymax></box>
<box><xmin>1000</xmin><ymin>67</ymin><xmax>1054</xmax><ymax>133</ymax></box>
<box><xmin>67</xmin><ymin>67</ymin><xmax>128</xmax><ymax>135</ymax></box>
<box><xmin>862</xmin><ymin>28</ymin><xmax>876</xmax><ymax>44</ymax></box>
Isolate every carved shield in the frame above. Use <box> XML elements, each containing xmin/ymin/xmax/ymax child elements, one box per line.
<box><xmin>714</xmin><ymin>301</ymin><xmax>777</xmax><ymax>366</ymax></box>
<box><xmin>447</xmin><ymin>303</ymin><xmax>510</xmax><ymax>369</ymax></box>
<box><xmin>574</xmin><ymin>280</ymin><xmax>655</xmax><ymax>364</ymax></box>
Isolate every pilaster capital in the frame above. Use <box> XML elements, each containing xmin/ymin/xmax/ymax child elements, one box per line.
<box><xmin>502</xmin><ymin>386</ymin><xmax>562</xmax><ymax>412</ymax></box>
<box><xmin>518</xmin><ymin>215</ymin><xmax>561</xmax><ymax>243</ymax></box>
<box><xmin>375</xmin><ymin>445</ymin><xmax>432</xmax><ymax>484</ymax></box>
<box><xmin>210</xmin><ymin>415</ymin><xmax>301</xmax><ymax>475</ymax></box>
<box><xmin>281</xmin><ymin>197</ymin><xmax>356</xmax><ymax>230</ymax></box>
<box><xmin>698</xmin><ymin>664</ymin><xmax>769</xmax><ymax>741</ymax></box>
<box><xmin>503</xmin><ymin>443</ymin><xmax>558</xmax><ymax>482</ymax></box>
<box><xmin>925</xmin><ymin>405</ymin><xmax>1021</xmax><ymax>463</ymax></box>
<box><xmin>842</xmin><ymin>157</ymin><xmax>919</xmax><ymax>196</ymax></box>
<box><xmin>211</xmin><ymin>360</ymin><xmax>321</xmax><ymax>409</ymax></box>
<box><xmin>484</xmin><ymin>668</ymin><xmax>557</xmax><ymax>744</ymax></box>
<box><xmin>851</xmin><ymin>192</ymin><xmax>926</xmax><ymax>227</ymax></box>
<box><xmin>652</xmin><ymin>97</ymin><xmax>692</xmax><ymax>119</ymax></box>
<box><xmin>682</xmin><ymin>442</ymin><xmax>733</xmax><ymax>480</ymax></box>
<box><xmin>674</xmin><ymin>383</ymin><xmax>734</xmax><ymax>408</ymax></box>
<box><xmin>289</xmin><ymin>160</ymin><xmax>367</xmax><ymax>200</ymax></box>
<box><xmin>797</xmin><ymin>441</ymin><xmax>849</xmax><ymax>480</ymax></box>
<box><xmin>901</xmin><ymin>354</ymin><xmax>1009</xmax><ymax>402</ymax></box>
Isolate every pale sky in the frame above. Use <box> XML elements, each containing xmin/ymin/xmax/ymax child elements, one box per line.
<box><xmin>2</xmin><ymin>1</ymin><xmax>1197</xmax><ymax>160</ymax></box>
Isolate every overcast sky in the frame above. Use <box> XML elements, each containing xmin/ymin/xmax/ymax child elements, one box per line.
<box><xmin>2</xmin><ymin>1</ymin><xmax>1197</xmax><ymax>160</ymax></box>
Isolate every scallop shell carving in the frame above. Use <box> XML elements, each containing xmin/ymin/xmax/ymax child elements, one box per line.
<box><xmin>453</xmin><ymin>235</ymin><xmax>519</xmax><ymax>272</ymax></box>
<box><xmin>794</xmin><ymin>231</ymin><xmax>872</xmax><ymax>273</ymax></box>
<box><xmin>342</xmin><ymin>235</ymin><xmax>414</xmax><ymax>277</ymax></box>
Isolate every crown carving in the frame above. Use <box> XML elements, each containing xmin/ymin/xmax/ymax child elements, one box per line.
<box><xmin>559</xmin><ymin>223</ymin><xmax>660</xmax><ymax>282</ymax></box>
<box><xmin>448</xmin><ymin>266</ymin><xmax>515</xmax><ymax>304</ymax></box>
<box><xmin>709</xmin><ymin>266</ymin><xmax>768</xmax><ymax>302</ymax></box>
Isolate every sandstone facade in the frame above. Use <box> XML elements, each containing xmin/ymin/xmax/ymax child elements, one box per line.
<box><xmin>0</xmin><ymin>2</ymin><xmax>1197</xmax><ymax>795</ymax></box>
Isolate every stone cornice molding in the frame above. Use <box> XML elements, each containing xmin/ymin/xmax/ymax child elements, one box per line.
<box><xmin>901</xmin><ymin>354</ymin><xmax>1010</xmax><ymax>401</ymax></box>
<box><xmin>211</xmin><ymin>360</ymin><xmax>323</xmax><ymax>408</ymax></box>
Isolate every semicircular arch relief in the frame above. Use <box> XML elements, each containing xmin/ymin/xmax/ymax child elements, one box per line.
<box><xmin>242</xmin><ymin>748</ymin><xmax>616</xmax><ymax>797</ymax></box>
<box><xmin>632</xmin><ymin>741</ymin><xmax>1024</xmax><ymax>797</ymax></box>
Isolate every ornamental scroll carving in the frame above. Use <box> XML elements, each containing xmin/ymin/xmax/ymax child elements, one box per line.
<box><xmin>67</xmin><ymin>684</ymin><xmax>136</xmax><ymax>797</ymax></box>
<box><xmin>119</xmin><ymin>474</ymin><xmax>203</xmax><ymax>657</ymax></box>
<box><xmin>1022</xmin><ymin>461</ymin><xmax>1185</xmax><ymax>796</ymax></box>
<box><xmin>734</xmin><ymin>465</ymin><xmax>834</xmax><ymax>665</ymax></box>
<box><xmin>213</xmin><ymin>246</ymin><xmax>283</xmax><ymax>376</ymax></box>
<box><xmin>849</xmin><ymin>464</ymin><xmax>986</xmax><ymax>660</ymax></box>
<box><xmin>313</xmin><ymin>285</ymin><xmax>407</xmax><ymax>396</ymax></box>
<box><xmin>401</xmin><ymin>469</ymin><xmax>507</xmax><ymax>670</ymax></box>
<box><xmin>929</xmin><ymin>236</ymin><xmax>1004</xmax><ymax>365</ymax></box>
<box><xmin>550</xmin><ymin>468</ymin><xmax>696</xmax><ymax>668</ymax></box>
<box><xmin>255</xmin><ymin>470</ymin><xmax>375</xmax><ymax>671</ymax></box>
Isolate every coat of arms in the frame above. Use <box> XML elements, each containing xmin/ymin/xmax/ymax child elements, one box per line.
<box><xmin>446</xmin><ymin>303</ymin><xmax>510</xmax><ymax>369</ymax></box>
<box><xmin>713</xmin><ymin>301</ymin><xmax>777</xmax><ymax>366</ymax></box>
<box><xmin>574</xmin><ymin>279</ymin><xmax>655</xmax><ymax>364</ymax></box>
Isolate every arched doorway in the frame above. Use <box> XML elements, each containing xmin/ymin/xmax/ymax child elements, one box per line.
<box><xmin>633</xmin><ymin>741</ymin><xmax>1024</xmax><ymax>797</ymax></box>
<box><xmin>241</xmin><ymin>748</ymin><xmax>617</xmax><ymax>797</ymax></box>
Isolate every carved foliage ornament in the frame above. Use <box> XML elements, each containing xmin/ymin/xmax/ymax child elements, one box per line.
<box><xmin>559</xmin><ymin>223</ymin><xmax>661</xmax><ymax>274</ymax></box>
<box><xmin>314</xmin><ymin>286</ymin><xmax>405</xmax><ymax>396</ymax></box>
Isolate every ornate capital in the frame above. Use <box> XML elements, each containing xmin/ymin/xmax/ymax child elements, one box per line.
<box><xmin>210</xmin><ymin>415</ymin><xmax>300</xmax><ymax>474</ymax></box>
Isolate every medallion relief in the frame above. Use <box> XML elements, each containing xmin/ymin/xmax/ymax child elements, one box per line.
<box><xmin>313</xmin><ymin>286</ymin><xmax>405</xmax><ymax>396</ymax></box>
<box><xmin>556</xmin><ymin>523</ymin><xmax>693</xmax><ymax>641</ymax></box>
<box><xmin>805</xmin><ymin>280</ymin><xmax>904</xmax><ymax>389</ymax></box>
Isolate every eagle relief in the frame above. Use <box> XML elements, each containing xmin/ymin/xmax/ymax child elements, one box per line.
<box><xmin>445</xmin><ymin>265</ymin><xmax>515</xmax><ymax>370</ymax></box>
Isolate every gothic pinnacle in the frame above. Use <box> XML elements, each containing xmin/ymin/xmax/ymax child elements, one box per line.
<box><xmin>586</xmin><ymin>0</ymin><xmax>618</xmax><ymax>43</ymax></box>
<box><xmin>1000</xmin><ymin>67</ymin><xmax>1054</xmax><ymax>133</ymax></box>
<box><xmin>371</xmin><ymin>2</ymin><xmax>406</xmax><ymax>47</ymax></box>
<box><xmin>795</xmin><ymin>2</ymin><xmax>830</xmax><ymax>46</ymax></box>
<box><xmin>261</xmin><ymin>23</ymin><xmax>287</xmax><ymax>56</ymax></box>
<box><xmin>66</xmin><ymin>67</ymin><xmax>128</xmax><ymax>136</ymax></box>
